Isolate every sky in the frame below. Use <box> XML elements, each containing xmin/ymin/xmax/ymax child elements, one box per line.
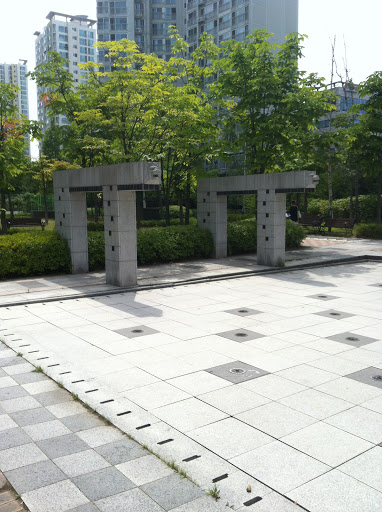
<box><xmin>0</xmin><ymin>0</ymin><xmax>381</xmax><ymax>158</ymax></box>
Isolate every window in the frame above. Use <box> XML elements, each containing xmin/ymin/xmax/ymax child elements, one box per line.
<box><xmin>59</xmin><ymin>34</ymin><xmax>68</xmax><ymax>41</ymax></box>
<box><xmin>58</xmin><ymin>26</ymin><xmax>68</xmax><ymax>33</ymax></box>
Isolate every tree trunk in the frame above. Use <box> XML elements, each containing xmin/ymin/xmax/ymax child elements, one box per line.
<box><xmin>185</xmin><ymin>171</ymin><xmax>191</xmax><ymax>225</ymax></box>
<box><xmin>7</xmin><ymin>191</ymin><xmax>14</xmax><ymax>220</ymax></box>
<box><xmin>43</xmin><ymin>180</ymin><xmax>49</xmax><ymax>225</ymax></box>
<box><xmin>1</xmin><ymin>190</ymin><xmax>7</xmax><ymax>235</ymax></box>
<box><xmin>349</xmin><ymin>177</ymin><xmax>353</xmax><ymax>220</ymax></box>
<box><xmin>354</xmin><ymin>167</ymin><xmax>360</xmax><ymax>223</ymax></box>
<box><xmin>94</xmin><ymin>194</ymin><xmax>99</xmax><ymax>223</ymax></box>
<box><xmin>179</xmin><ymin>194</ymin><xmax>184</xmax><ymax>225</ymax></box>
<box><xmin>377</xmin><ymin>173</ymin><xmax>382</xmax><ymax>225</ymax></box>
<box><xmin>328</xmin><ymin>160</ymin><xmax>333</xmax><ymax>232</ymax></box>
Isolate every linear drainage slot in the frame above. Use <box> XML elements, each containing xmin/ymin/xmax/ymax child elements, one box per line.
<box><xmin>4</xmin><ymin>334</ymin><xmax>14</xmax><ymax>336</ymax></box>
<box><xmin>157</xmin><ymin>439</ymin><xmax>174</xmax><ymax>445</ymax></box>
<box><xmin>59</xmin><ymin>371</ymin><xmax>71</xmax><ymax>375</ymax></box>
<box><xmin>85</xmin><ymin>389</ymin><xmax>98</xmax><ymax>393</ymax></box>
<box><xmin>47</xmin><ymin>364</ymin><xmax>60</xmax><ymax>368</ymax></box>
<box><xmin>19</xmin><ymin>344</ymin><xmax>30</xmax><ymax>347</ymax></box>
<box><xmin>28</xmin><ymin>350</ymin><xmax>39</xmax><ymax>353</ymax></box>
<box><xmin>212</xmin><ymin>473</ymin><xmax>228</xmax><ymax>483</ymax></box>
<box><xmin>117</xmin><ymin>411</ymin><xmax>131</xmax><ymax>416</ymax></box>
<box><xmin>100</xmin><ymin>399</ymin><xmax>114</xmax><ymax>404</ymax></box>
<box><xmin>37</xmin><ymin>357</ymin><xmax>49</xmax><ymax>360</ymax></box>
<box><xmin>243</xmin><ymin>497</ymin><xmax>262</xmax><ymax>507</ymax></box>
<box><xmin>11</xmin><ymin>339</ymin><xmax>22</xmax><ymax>341</ymax></box>
<box><xmin>182</xmin><ymin>455</ymin><xmax>201</xmax><ymax>462</ymax></box>
<box><xmin>71</xmin><ymin>380</ymin><xmax>84</xmax><ymax>384</ymax></box>
<box><xmin>136</xmin><ymin>424</ymin><xmax>151</xmax><ymax>430</ymax></box>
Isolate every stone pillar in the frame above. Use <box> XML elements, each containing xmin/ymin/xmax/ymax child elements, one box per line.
<box><xmin>54</xmin><ymin>188</ymin><xmax>88</xmax><ymax>273</ymax></box>
<box><xmin>197</xmin><ymin>190</ymin><xmax>227</xmax><ymax>258</ymax></box>
<box><xmin>103</xmin><ymin>186</ymin><xmax>137</xmax><ymax>287</ymax></box>
<box><xmin>257</xmin><ymin>190</ymin><xmax>286</xmax><ymax>267</ymax></box>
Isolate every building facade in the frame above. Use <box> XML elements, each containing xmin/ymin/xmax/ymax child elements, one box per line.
<box><xmin>97</xmin><ymin>1</ymin><xmax>181</xmax><ymax>70</ymax></box>
<box><xmin>0</xmin><ymin>61</ymin><xmax>30</xmax><ymax>154</ymax></box>
<box><xmin>318</xmin><ymin>84</ymin><xmax>368</xmax><ymax>132</ymax></box>
<box><xmin>34</xmin><ymin>12</ymin><xmax>97</xmax><ymax>129</ymax></box>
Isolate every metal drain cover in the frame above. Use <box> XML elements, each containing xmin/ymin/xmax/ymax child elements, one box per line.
<box><xmin>229</xmin><ymin>368</ymin><xmax>246</xmax><ymax>374</ymax></box>
<box><xmin>132</xmin><ymin>329</ymin><xmax>143</xmax><ymax>333</ymax></box>
<box><xmin>330</xmin><ymin>312</ymin><xmax>341</xmax><ymax>316</ymax></box>
<box><xmin>235</xmin><ymin>332</ymin><xmax>248</xmax><ymax>338</ymax></box>
<box><xmin>371</xmin><ymin>375</ymin><xmax>382</xmax><ymax>381</ymax></box>
<box><xmin>346</xmin><ymin>336</ymin><xmax>359</xmax><ymax>342</ymax></box>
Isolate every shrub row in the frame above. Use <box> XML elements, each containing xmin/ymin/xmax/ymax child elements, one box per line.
<box><xmin>0</xmin><ymin>220</ymin><xmax>305</xmax><ymax>278</ymax></box>
<box><xmin>354</xmin><ymin>224</ymin><xmax>382</xmax><ymax>240</ymax></box>
<box><xmin>307</xmin><ymin>196</ymin><xmax>379</xmax><ymax>223</ymax></box>
<box><xmin>0</xmin><ymin>232</ymin><xmax>71</xmax><ymax>278</ymax></box>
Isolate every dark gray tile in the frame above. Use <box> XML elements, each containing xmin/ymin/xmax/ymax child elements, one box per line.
<box><xmin>0</xmin><ymin>357</ymin><xmax>25</xmax><ymax>368</ymax></box>
<box><xmin>216</xmin><ymin>329</ymin><xmax>264</xmax><ymax>343</ymax></box>
<box><xmin>0</xmin><ymin>427</ymin><xmax>31</xmax><ymax>450</ymax></box>
<box><xmin>0</xmin><ymin>386</ymin><xmax>28</xmax><ymax>401</ymax></box>
<box><xmin>327</xmin><ymin>332</ymin><xmax>378</xmax><ymax>348</ymax></box>
<box><xmin>308</xmin><ymin>294</ymin><xmax>339</xmax><ymax>301</ymax></box>
<box><xmin>13</xmin><ymin>372</ymin><xmax>49</xmax><ymax>385</ymax></box>
<box><xmin>34</xmin><ymin>389</ymin><xmax>72</xmax><ymax>406</ymax></box>
<box><xmin>5</xmin><ymin>459</ymin><xmax>66</xmax><ymax>493</ymax></box>
<box><xmin>141</xmin><ymin>473</ymin><xmax>203</xmax><ymax>510</ymax></box>
<box><xmin>345</xmin><ymin>367</ymin><xmax>382</xmax><ymax>390</ymax></box>
<box><xmin>95</xmin><ymin>439</ymin><xmax>146</xmax><ymax>465</ymax></box>
<box><xmin>17</xmin><ymin>280</ymin><xmax>49</xmax><ymax>289</ymax></box>
<box><xmin>61</xmin><ymin>413</ymin><xmax>105</xmax><ymax>433</ymax></box>
<box><xmin>205</xmin><ymin>361</ymin><xmax>269</xmax><ymax>384</ymax></box>
<box><xmin>37</xmin><ymin>433</ymin><xmax>89</xmax><ymax>458</ymax></box>
<box><xmin>73</xmin><ymin>467</ymin><xmax>135</xmax><ymax>501</ymax></box>
<box><xmin>10</xmin><ymin>407</ymin><xmax>56</xmax><ymax>427</ymax></box>
<box><xmin>114</xmin><ymin>325</ymin><xmax>159</xmax><ymax>338</ymax></box>
<box><xmin>314</xmin><ymin>310</ymin><xmax>354</xmax><ymax>320</ymax></box>
<box><xmin>68</xmin><ymin>504</ymin><xmax>100</xmax><ymax>512</ymax></box>
<box><xmin>225</xmin><ymin>308</ymin><xmax>262</xmax><ymax>317</ymax></box>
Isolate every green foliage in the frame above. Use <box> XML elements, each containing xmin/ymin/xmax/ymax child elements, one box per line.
<box><xmin>0</xmin><ymin>231</ymin><xmax>71</xmax><ymax>278</ymax></box>
<box><xmin>87</xmin><ymin>221</ymin><xmax>105</xmax><ymax>232</ymax></box>
<box><xmin>88</xmin><ymin>232</ymin><xmax>105</xmax><ymax>270</ymax></box>
<box><xmin>354</xmin><ymin>224</ymin><xmax>382</xmax><ymax>239</ymax></box>
<box><xmin>285</xmin><ymin>219</ymin><xmax>305</xmax><ymax>248</ymax></box>
<box><xmin>307</xmin><ymin>195</ymin><xmax>378</xmax><ymax>223</ymax></box>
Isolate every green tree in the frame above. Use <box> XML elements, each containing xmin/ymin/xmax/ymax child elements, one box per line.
<box><xmin>210</xmin><ymin>30</ymin><xmax>336</xmax><ymax>174</ymax></box>
<box><xmin>0</xmin><ymin>83</ymin><xmax>39</xmax><ymax>234</ymax></box>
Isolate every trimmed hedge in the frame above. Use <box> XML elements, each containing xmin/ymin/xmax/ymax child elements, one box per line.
<box><xmin>307</xmin><ymin>196</ymin><xmax>378</xmax><ymax>223</ymax></box>
<box><xmin>0</xmin><ymin>232</ymin><xmax>71</xmax><ymax>278</ymax></box>
<box><xmin>354</xmin><ymin>224</ymin><xmax>382</xmax><ymax>240</ymax></box>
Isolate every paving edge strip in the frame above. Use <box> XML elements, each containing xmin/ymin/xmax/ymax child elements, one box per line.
<box><xmin>1</xmin><ymin>255</ymin><xmax>381</xmax><ymax>309</ymax></box>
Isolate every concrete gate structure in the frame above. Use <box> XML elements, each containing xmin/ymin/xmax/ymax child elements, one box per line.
<box><xmin>197</xmin><ymin>171</ymin><xmax>319</xmax><ymax>267</ymax></box>
<box><xmin>53</xmin><ymin>162</ymin><xmax>161</xmax><ymax>287</ymax></box>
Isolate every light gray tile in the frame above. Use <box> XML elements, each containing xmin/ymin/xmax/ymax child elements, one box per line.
<box><xmin>73</xmin><ymin>467</ymin><xmax>135</xmax><ymax>501</ymax></box>
<box><xmin>213</xmin><ymin>470</ymin><xmax>272</xmax><ymax>510</ymax></box>
<box><xmin>237</xmin><ymin>492</ymin><xmax>302</xmax><ymax>512</ymax></box>
<box><xmin>47</xmin><ymin>401</ymin><xmax>86</xmax><ymax>419</ymax></box>
<box><xmin>276</xmin><ymin>364</ymin><xmax>338</xmax><ymax>387</ymax></box>
<box><xmin>0</xmin><ymin>376</ymin><xmax>17</xmax><ymax>388</ymax></box>
<box><xmin>240</xmin><ymin>374</ymin><xmax>306</xmax><ymax>400</ymax></box>
<box><xmin>198</xmin><ymin>385</ymin><xmax>270</xmax><ymax>415</ymax></box>
<box><xmin>282</xmin><ymin>422</ymin><xmax>373</xmax><ymax>467</ymax></box>
<box><xmin>325</xmin><ymin>406</ymin><xmax>382</xmax><ymax>444</ymax></box>
<box><xmin>53</xmin><ymin>449</ymin><xmax>110</xmax><ymax>477</ymax></box>
<box><xmin>339</xmin><ymin>447</ymin><xmax>382</xmax><ymax>493</ymax></box>
<box><xmin>23</xmin><ymin>419</ymin><xmax>71</xmax><ymax>441</ymax></box>
<box><xmin>237</xmin><ymin>402</ymin><xmax>317</xmax><ymax>438</ymax></box>
<box><xmin>5</xmin><ymin>459</ymin><xmax>66</xmax><ymax>493</ymax></box>
<box><xmin>0</xmin><ymin>443</ymin><xmax>47</xmax><ymax>471</ymax></box>
<box><xmin>117</xmin><ymin>454</ymin><xmax>174</xmax><ymax>486</ymax></box>
<box><xmin>37</xmin><ymin>433</ymin><xmax>89</xmax><ymax>459</ymax></box>
<box><xmin>96</xmin><ymin>487</ymin><xmax>164</xmax><ymax>512</ymax></box>
<box><xmin>0</xmin><ymin>385</ymin><xmax>28</xmax><ymax>401</ymax></box>
<box><xmin>230</xmin><ymin>441</ymin><xmax>330</xmax><ymax>494</ymax></box>
<box><xmin>141</xmin><ymin>473</ymin><xmax>204</xmax><ymax>511</ymax></box>
<box><xmin>125</xmin><ymin>381</ymin><xmax>190</xmax><ymax>410</ymax></box>
<box><xmin>287</xmin><ymin>470</ymin><xmax>382</xmax><ymax>512</ymax></box>
<box><xmin>22</xmin><ymin>380</ymin><xmax>58</xmax><ymax>395</ymax></box>
<box><xmin>76</xmin><ymin>426</ymin><xmax>124</xmax><ymax>448</ymax></box>
<box><xmin>34</xmin><ymin>389</ymin><xmax>72</xmax><ymax>406</ymax></box>
<box><xmin>22</xmin><ymin>479</ymin><xmax>89</xmax><ymax>512</ymax></box>
<box><xmin>188</xmin><ymin>417</ymin><xmax>272</xmax><ymax>459</ymax></box>
<box><xmin>1</xmin><ymin>395</ymin><xmax>41</xmax><ymax>414</ymax></box>
<box><xmin>167</xmin><ymin>372</ymin><xmax>233</xmax><ymax>396</ymax></box>
<box><xmin>0</xmin><ymin>414</ymin><xmax>17</xmax><ymax>432</ymax></box>
<box><xmin>279</xmin><ymin>389</ymin><xmax>353</xmax><ymax>420</ymax></box>
<box><xmin>315</xmin><ymin>377</ymin><xmax>382</xmax><ymax>404</ymax></box>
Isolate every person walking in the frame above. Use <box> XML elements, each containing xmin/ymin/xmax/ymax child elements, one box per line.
<box><xmin>289</xmin><ymin>200</ymin><xmax>300</xmax><ymax>223</ymax></box>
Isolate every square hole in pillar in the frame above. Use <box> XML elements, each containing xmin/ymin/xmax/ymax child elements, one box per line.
<box><xmin>114</xmin><ymin>325</ymin><xmax>159</xmax><ymax>338</ymax></box>
<box><xmin>263</xmin><ymin>201</ymin><xmax>266</xmax><ymax>206</ymax></box>
<box><xmin>327</xmin><ymin>332</ymin><xmax>378</xmax><ymax>348</ymax></box>
<box><xmin>266</xmin><ymin>213</ymin><xmax>269</xmax><ymax>218</ymax></box>
<box><xmin>109</xmin><ymin>231</ymin><xmax>112</xmax><ymax>236</ymax></box>
<box><xmin>205</xmin><ymin>361</ymin><xmax>269</xmax><ymax>384</ymax></box>
<box><xmin>216</xmin><ymin>329</ymin><xmax>264</xmax><ymax>343</ymax></box>
<box><xmin>314</xmin><ymin>310</ymin><xmax>354</xmax><ymax>320</ymax></box>
<box><xmin>225</xmin><ymin>308</ymin><xmax>262</xmax><ymax>317</ymax></box>
<box><xmin>108</xmin><ymin>201</ymin><xmax>111</xmax><ymax>206</ymax></box>
<box><xmin>345</xmin><ymin>367</ymin><xmax>382</xmax><ymax>389</ymax></box>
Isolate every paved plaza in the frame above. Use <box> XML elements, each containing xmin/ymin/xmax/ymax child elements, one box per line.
<box><xmin>0</xmin><ymin>237</ymin><xmax>382</xmax><ymax>511</ymax></box>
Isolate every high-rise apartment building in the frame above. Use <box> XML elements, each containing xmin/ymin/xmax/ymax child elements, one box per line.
<box><xmin>0</xmin><ymin>61</ymin><xmax>30</xmax><ymax>154</ymax></box>
<box><xmin>34</xmin><ymin>12</ymin><xmax>97</xmax><ymax>129</ymax></box>
<box><xmin>96</xmin><ymin>0</ymin><xmax>298</xmax><ymax>69</ymax></box>
<box><xmin>185</xmin><ymin>0</ymin><xmax>298</xmax><ymax>53</ymax></box>
<box><xmin>96</xmin><ymin>1</ymin><xmax>182</xmax><ymax>69</ymax></box>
